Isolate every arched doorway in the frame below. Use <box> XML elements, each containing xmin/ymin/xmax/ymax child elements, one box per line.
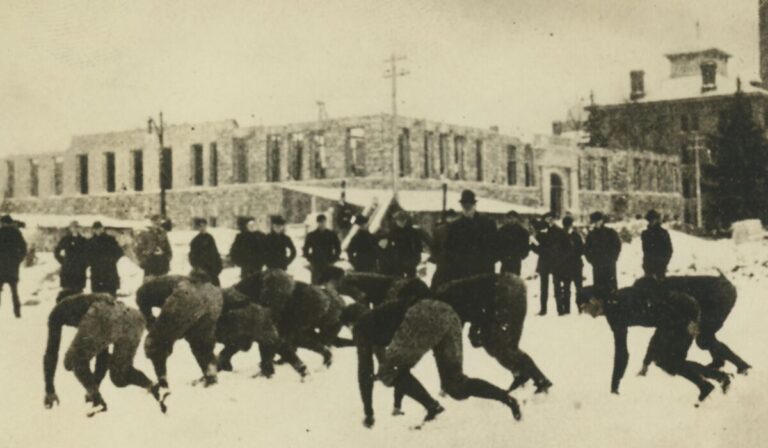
<box><xmin>550</xmin><ymin>173</ymin><xmax>564</xmax><ymax>217</ymax></box>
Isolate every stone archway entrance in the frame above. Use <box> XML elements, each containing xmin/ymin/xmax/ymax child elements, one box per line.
<box><xmin>550</xmin><ymin>173</ymin><xmax>564</xmax><ymax>217</ymax></box>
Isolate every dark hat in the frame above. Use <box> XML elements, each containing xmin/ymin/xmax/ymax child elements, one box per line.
<box><xmin>589</xmin><ymin>211</ymin><xmax>606</xmax><ymax>223</ymax></box>
<box><xmin>645</xmin><ymin>209</ymin><xmax>661</xmax><ymax>221</ymax></box>
<box><xmin>445</xmin><ymin>208</ymin><xmax>458</xmax><ymax>217</ymax></box>
<box><xmin>0</xmin><ymin>215</ymin><xmax>13</xmax><ymax>224</ymax></box>
<box><xmin>193</xmin><ymin>217</ymin><xmax>207</xmax><ymax>227</ymax></box>
<box><xmin>316</xmin><ymin>214</ymin><xmax>327</xmax><ymax>223</ymax></box>
<box><xmin>459</xmin><ymin>189</ymin><xmax>477</xmax><ymax>205</ymax></box>
<box><xmin>506</xmin><ymin>210</ymin><xmax>520</xmax><ymax>218</ymax></box>
<box><xmin>562</xmin><ymin>216</ymin><xmax>574</xmax><ymax>227</ymax></box>
<box><xmin>271</xmin><ymin>215</ymin><xmax>286</xmax><ymax>225</ymax></box>
<box><xmin>92</xmin><ymin>221</ymin><xmax>103</xmax><ymax>229</ymax></box>
<box><xmin>542</xmin><ymin>211</ymin><xmax>555</xmax><ymax>220</ymax></box>
<box><xmin>150</xmin><ymin>214</ymin><xmax>163</xmax><ymax>222</ymax></box>
<box><xmin>354</xmin><ymin>214</ymin><xmax>369</xmax><ymax>225</ymax></box>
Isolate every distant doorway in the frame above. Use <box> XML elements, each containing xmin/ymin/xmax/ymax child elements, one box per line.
<box><xmin>550</xmin><ymin>173</ymin><xmax>564</xmax><ymax>217</ymax></box>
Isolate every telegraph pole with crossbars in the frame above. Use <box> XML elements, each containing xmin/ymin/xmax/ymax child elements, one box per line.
<box><xmin>147</xmin><ymin>112</ymin><xmax>166</xmax><ymax>218</ymax></box>
<box><xmin>384</xmin><ymin>54</ymin><xmax>409</xmax><ymax>200</ymax></box>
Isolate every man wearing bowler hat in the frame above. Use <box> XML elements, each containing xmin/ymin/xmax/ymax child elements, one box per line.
<box><xmin>444</xmin><ymin>190</ymin><xmax>499</xmax><ymax>282</ymax></box>
<box><xmin>641</xmin><ymin>209</ymin><xmax>673</xmax><ymax>279</ymax></box>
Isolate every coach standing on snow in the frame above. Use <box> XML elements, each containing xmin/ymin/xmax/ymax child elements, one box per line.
<box><xmin>445</xmin><ymin>190</ymin><xmax>498</xmax><ymax>282</ymax></box>
<box><xmin>346</xmin><ymin>214</ymin><xmax>379</xmax><ymax>273</ymax></box>
<box><xmin>264</xmin><ymin>215</ymin><xmax>297</xmax><ymax>271</ymax></box>
<box><xmin>497</xmin><ymin>211</ymin><xmax>530</xmax><ymax>277</ymax></box>
<box><xmin>54</xmin><ymin>220</ymin><xmax>89</xmax><ymax>297</ymax></box>
<box><xmin>584</xmin><ymin>212</ymin><xmax>622</xmax><ymax>297</ymax></box>
<box><xmin>230</xmin><ymin>218</ymin><xmax>265</xmax><ymax>279</ymax></box>
<box><xmin>189</xmin><ymin>218</ymin><xmax>223</xmax><ymax>286</ymax></box>
<box><xmin>136</xmin><ymin>214</ymin><xmax>173</xmax><ymax>278</ymax></box>
<box><xmin>381</xmin><ymin>211</ymin><xmax>423</xmax><ymax>278</ymax></box>
<box><xmin>0</xmin><ymin>214</ymin><xmax>27</xmax><ymax>318</ymax></box>
<box><xmin>641</xmin><ymin>209</ymin><xmax>673</xmax><ymax>279</ymax></box>
<box><xmin>532</xmin><ymin>212</ymin><xmax>569</xmax><ymax>316</ymax></box>
<box><xmin>303</xmin><ymin>214</ymin><xmax>341</xmax><ymax>284</ymax></box>
<box><xmin>87</xmin><ymin>221</ymin><xmax>124</xmax><ymax>297</ymax></box>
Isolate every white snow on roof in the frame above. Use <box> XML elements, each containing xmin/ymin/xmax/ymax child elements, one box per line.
<box><xmin>599</xmin><ymin>74</ymin><xmax>768</xmax><ymax>106</ymax></box>
<box><xmin>639</xmin><ymin>75</ymin><xmax>768</xmax><ymax>103</ymax></box>
<box><xmin>12</xmin><ymin>213</ymin><xmax>146</xmax><ymax>229</ymax></box>
<box><xmin>282</xmin><ymin>184</ymin><xmax>393</xmax><ymax>208</ymax></box>
<box><xmin>282</xmin><ymin>185</ymin><xmax>547</xmax><ymax>215</ymax></box>
<box><xmin>664</xmin><ymin>46</ymin><xmax>731</xmax><ymax>58</ymax></box>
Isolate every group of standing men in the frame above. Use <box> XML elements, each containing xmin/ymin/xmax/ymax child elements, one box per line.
<box><xmin>54</xmin><ymin>220</ymin><xmax>124</xmax><ymax>299</ymax></box>
<box><xmin>55</xmin><ymin>214</ymin><xmax>177</xmax><ymax>301</ymax></box>
<box><xmin>426</xmin><ymin>190</ymin><xmax>675</xmax><ymax>318</ymax></box>
<box><xmin>264</xmin><ymin>188</ymin><xmax>673</xmax><ymax>319</ymax></box>
<box><xmin>498</xmin><ymin>207</ymin><xmax>673</xmax><ymax>317</ymax></box>
<box><xmin>229</xmin><ymin>213</ymin><xmax>343</xmax><ymax>285</ymax></box>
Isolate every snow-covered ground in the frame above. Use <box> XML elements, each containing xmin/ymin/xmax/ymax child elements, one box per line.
<box><xmin>0</xmin><ymin>222</ymin><xmax>766</xmax><ymax>448</ymax></box>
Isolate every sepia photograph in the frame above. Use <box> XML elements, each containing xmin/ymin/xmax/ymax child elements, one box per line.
<box><xmin>0</xmin><ymin>1</ymin><xmax>765</xmax><ymax>447</ymax></box>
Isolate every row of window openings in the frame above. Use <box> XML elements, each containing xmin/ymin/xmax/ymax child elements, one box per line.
<box><xmin>10</xmin><ymin>132</ymin><xmax>539</xmax><ymax>196</ymax></box>
<box><xmin>5</xmin><ymin>159</ymin><xmax>64</xmax><ymax>198</ymax></box>
<box><xmin>410</xmin><ymin>134</ymin><xmax>536</xmax><ymax>186</ymax></box>
<box><xmin>579</xmin><ymin>158</ymin><xmax>679</xmax><ymax>193</ymax></box>
<box><xmin>72</xmin><ymin>144</ymin><xmax>218</xmax><ymax>195</ymax></box>
<box><xmin>505</xmin><ymin>146</ymin><xmax>536</xmax><ymax>187</ymax></box>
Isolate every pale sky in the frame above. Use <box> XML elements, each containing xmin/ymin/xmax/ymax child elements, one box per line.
<box><xmin>0</xmin><ymin>0</ymin><xmax>759</xmax><ymax>156</ymax></box>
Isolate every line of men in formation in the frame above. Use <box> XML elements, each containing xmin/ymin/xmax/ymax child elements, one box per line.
<box><xmin>0</xmin><ymin>189</ymin><xmax>749</xmax><ymax>426</ymax></box>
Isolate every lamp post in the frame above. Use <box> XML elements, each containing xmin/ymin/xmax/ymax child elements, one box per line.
<box><xmin>147</xmin><ymin>112</ymin><xmax>166</xmax><ymax>218</ymax></box>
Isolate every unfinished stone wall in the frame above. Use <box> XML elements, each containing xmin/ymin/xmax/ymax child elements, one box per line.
<box><xmin>2</xmin><ymin>183</ymin><xmax>284</xmax><ymax>230</ymax></box>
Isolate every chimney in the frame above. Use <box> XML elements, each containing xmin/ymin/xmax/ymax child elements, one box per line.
<box><xmin>490</xmin><ymin>125</ymin><xmax>499</xmax><ymax>133</ymax></box>
<box><xmin>761</xmin><ymin>0</ymin><xmax>768</xmax><ymax>85</ymax></box>
<box><xmin>630</xmin><ymin>70</ymin><xmax>645</xmax><ymax>100</ymax></box>
<box><xmin>552</xmin><ymin>121</ymin><xmax>564</xmax><ymax>135</ymax></box>
<box><xmin>701</xmin><ymin>62</ymin><xmax>717</xmax><ymax>93</ymax></box>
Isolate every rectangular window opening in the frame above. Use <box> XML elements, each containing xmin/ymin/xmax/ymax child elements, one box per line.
<box><xmin>191</xmin><ymin>144</ymin><xmax>204</xmax><ymax>186</ymax></box>
<box><xmin>105</xmin><ymin>152</ymin><xmax>116</xmax><ymax>193</ymax></box>
<box><xmin>78</xmin><ymin>154</ymin><xmax>89</xmax><ymax>195</ymax></box>
<box><xmin>132</xmin><ymin>149</ymin><xmax>144</xmax><ymax>191</ymax></box>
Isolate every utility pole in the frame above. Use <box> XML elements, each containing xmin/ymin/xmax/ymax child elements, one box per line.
<box><xmin>316</xmin><ymin>100</ymin><xmax>328</xmax><ymax>122</ymax></box>
<box><xmin>692</xmin><ymin>134</ymin><xmax>704</xmax><ymax>228</ymax></box>
<box><xmin>384</xmin><ymin>53</ymin><xmax>409</xmax><ymax>200</ymax></box>
<box><xmin>315</xmin><ymin>100</ymin><xmax>329</xmax><ymax>180</ymax></box>
<box><xmin>147</xmin><ymin>112</ymin><xmax>166</xmax><ymax>218</ymax></box>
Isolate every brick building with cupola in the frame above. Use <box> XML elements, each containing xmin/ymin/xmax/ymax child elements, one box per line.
<box><xmin>577</xmin><ymin>2</ymin><xmax>768</xmax><ymax>228</ymax></box>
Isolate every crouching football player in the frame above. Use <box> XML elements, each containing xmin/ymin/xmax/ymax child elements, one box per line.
<box><xmin>43</xmin><ymin>293</ymin><xmax>165</xmax><ymax>416</ymax></box>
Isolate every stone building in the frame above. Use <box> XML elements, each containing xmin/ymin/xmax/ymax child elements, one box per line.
<box><xmin>1</xmin><ymin>113</ymin><xmax>682</xmax><ymax>229</ymax></box>
<box><xmin>532</xmin><ymin>135</ymin><xmax>682</xmax><ymax>222</ymax></box>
